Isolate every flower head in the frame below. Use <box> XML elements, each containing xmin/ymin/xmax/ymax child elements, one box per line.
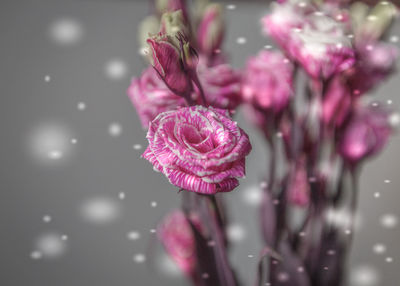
<box><xmin>155</xmin><ymin>0</ymin><xmax>189</xmax><ymax>22</ymax></box>
<box><xmin>242</xmin><ymin>51</ymin><xmax>293</xmax><ymax>114</ymax></box>
<box><xmin>197</xmin><ymin>63</ymin><xmax>242</xmax><ymax>111</ymax></box>
<box><xmin>157</xmin><ymin>210</ymin><xmax>197</xmax><ymax>275</ymax></box>
<box><xmin>290</xmin><ymin>13</ymin><xmax>355</xmax><ymax>79</ymax></box>
<box><xmin>128</xmin><ymin>67</ymin><xmax>187</xmax><ymax>129</ymax></box>
<box><xmin>146</xmin><ymin>10</ymin><xmax>198</xmax><ymax>99</ymax></box>
<box><xmin>262</xmin><ymin>1</ymin><xmax>306</xmax><ymax>52</ymax></box>
<box><xmin>197</xmin><ymin>3</ymin><xmax>225</xmax><ymax>57</ymax></box>
<box><xmin>143</xmin><ymin>106</ymin><xmax>252</xmax><ymax>194</ymax></box>
<box><xmin>339</xmin><ymin>105</ymin><xmax>393</xmax><ymax>164</ymax></box>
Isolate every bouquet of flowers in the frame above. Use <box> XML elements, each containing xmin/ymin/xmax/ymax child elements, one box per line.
<box><xmin>128</xmin><ymin>0</ymin><xmax>399</xmax><ymax>285</ymax></box>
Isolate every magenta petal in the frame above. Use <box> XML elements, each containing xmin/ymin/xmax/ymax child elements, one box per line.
<box><xmin>142</xmin><ymin>106</ymin><xmax>252</xmax><ymax>194</ymax></box>
<box><xmin>147</xmin><ymin>38</ymin><xmax>191</xmax><ymax>95</ymax></box>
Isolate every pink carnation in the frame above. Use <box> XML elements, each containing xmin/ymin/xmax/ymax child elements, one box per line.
<box><xmin>143</xmin><ymin>106</ymin><xmax>252</xmax><ymax>194</ymax></box>
<box><xmin>128</xmin><ymin>67</ymin><xmax>186</xmax><ymax>129</ymax></box>
<box><xmin>242</xmin><ymin>51</ymin><xmax>293</xmax><ymax>113</ymax></box>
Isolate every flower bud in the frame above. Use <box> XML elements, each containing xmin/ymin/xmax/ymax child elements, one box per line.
<box><xmin>353</xmin><ymin>1</ymin><xmax>397</xmax><ymax>43</ymax></box>
<box><xmin>157</xmin><ymin>210</ymin><xmax>197</xmax><ymax>276</ymax></box>
<box><xmin>147</xmin><ymin>33</ymin><xmax>192</xmax><ymax>96</ymax></box>
<box><xmin>138</xmin><ymin>16</ymin><xmax>160</xmax><ymax>53</ymax></box>
<box><xmin>339</xmin><ymin>105</ymin><xmax>392</xmax><ymax>164</ymax></box>
<box><xmin>156</xmin><ymin>0</ymin><xmax>188</xmax><ymax>21</ymax></box>
<box><xmin>160</xmin><ymin>10</ymin><xmax>189</xmax><ymax>42</ymax></box>
<box><xmin>197</xmin><ymin>3</ymin><xmax>225</xmax><ymax>56</ymax></box>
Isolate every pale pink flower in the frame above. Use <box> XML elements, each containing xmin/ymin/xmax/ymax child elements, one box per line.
<box><xmin>157</xmin><ymin>210</ymin><xmax>197</xmax><ymax>275</ymax></box>
<box><xmin>197</xmin><ymin>3</ymin><xmax>225</xmax><ymax>57</ymax></box>
<box><xmin>143</xmin><ymin>106</ymin><xmax>252</xmax><ymax>194</ymax></box>
<box><xmin>262</xmin><ymin>1</ymin><xmax>306</xmax><ymax>53</ymax></box>
<box><xmin>339</xmin><ymin>105</ymin><xmax>392</xmax><ymax>163</ymax></box>
<box><xmin>347</xmin><ymin>42</ymin><xmax>398</xmax><ymax>95</ymax></box>
<box><xmin>197</xmin><ymin>63</ymin><xmax>242</xmax><ymax>111</ymax></box>
<box><xmin>128</xmin><ymin>67</ymin><xmax>186</xmax><ymax>129</ymax></box>
<box><xmin>289</xmin><ymin>13</ymin><xmax>354</xmax><ymax>79</ymax></box>
<box><xmin>242</xmin><ymin>51</ymin><xmax>293</xmax><ymax>113</ymax></box>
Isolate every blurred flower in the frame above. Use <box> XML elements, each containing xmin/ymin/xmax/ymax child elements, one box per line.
<box><xmin>351</xmin><ymin>1</ymin><xmax>397</xmax><ymax>44</ymax></box>
<box><xmin>197</xmin><ymin>3</ymin><xmax>225</xmax><ymax>57</ymax></box>
<box><xmin>339</xmin><ymin>105</ymin><xmax>393</xmax><ymax>164</ymax></box>
<box><xmin>347</xmin><ymin>41</ymin><xmax>398</xmax><ymax>95</ymax></box>
<box><xmin>128</xmin><ymin>67</ymin><xmax>186</xmax><ymax>129</ymax></box>
<box><xmin>143</xmin><ymin>106</ymin><xmax>251</xmax><ymax>194</ymax></box>
<box><xmin>242</xmin><ymin>51</ymin><xmax>293</xmax><ymax>114</ymax></box>
<box><xmin>197</xmin><ymin>63</ymin><xmax>242</xmax><ymax>111</ymax></box>
<box><xmin>158</xmin><ymin>210</ymin><xmax>197</xmax><ymax>276</ymax></box>
<box><xmin>290</xmin><ymin>13</ymin><xmax>355</xmax><ymax>79</ymax></box>
<box><xmin>155</xmin><ymin>0</ymin><xmax>189</xmax><ymax>22</ymax></box>
<box><xmin>262</xmin><ymin>1</ymin><xmax>307</xmax><ymax>53</ymax></box>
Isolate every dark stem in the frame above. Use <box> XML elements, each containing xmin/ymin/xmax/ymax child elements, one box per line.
<box><xmin>203</xmin><ymin>195</ymin><xmax>238</xmax><ymax>286</ymax></box>
<box><xmin>190</xmin><ymin>71</ymin><xmax>208</xmax><ymax>106</ymax></box>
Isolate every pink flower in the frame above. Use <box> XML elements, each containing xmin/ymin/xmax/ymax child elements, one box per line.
<box><xmin>339</xmin><ymin>105</ymin><xmax>392</xmax><ymax>163</ymax></box>
<box><xmin>197</xmin><ymin>3</ymin><xmax>225</xmax><ymax>57</ymax></box>
<box><xmin>242</xmin><ymin>51</ymin><xmax>293</xmax><ymax>113</ymax></box>
<box><xmin>155</xmin><ymin>0</ymin><xmax>189</xmax><ymax>22</ymax></box>
<box><xmin>143</xmin><ymin>106</ymin><xmax>252</xmax><ymax>194</ymax></box>
<box><xmin>322</xmin><ymin>76</ymin><xmax>352</xmax><ymax>128</ymax></box>
<box><xmin>287</xmin><ymin>157</ymin><xmax>310</xmax><ymax>207</ymax></box>
<box><xmin>147</xmin><ymin>33</ymin><xmax>193</xmax><ymax>97</ymax></box>
<box><xmin>197</xmin><ymin>63</ymin><xmax>242</xmax><ymax>111</ymax></box>
<box><xmin>347</xmin><ymin>42</ymin><xmax>398</xmax><ymax>95</ymax></box>
<box><xmin>128</xmin><ymin>67</ymin><xmax>187</xmax><ymax>129</ymax></box>
<box><xmin>157</xmin><ymin>210</ymin><xmax>197</xmax><ymax>275</ymax></box>
<box><xmin>262</xmin><ymin>1</ymin><xmax>306</xmax><ymax>53</ymax></box>
<box><xmin>289</xmin><ymin>13</ymin><xmax>355</xmax><ymax>79</ymax></box>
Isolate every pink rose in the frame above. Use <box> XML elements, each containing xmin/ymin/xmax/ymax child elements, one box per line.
<box><xmin>143</xmin><ymin>106</ymin><xmax>252</xmax><ymax>194</ymax></box>
<box><xmin>197</xmin><ymin>63</ymin><xmax>242</xmax><ymax>111</ymax></box>
<box><xmin>242</xmin><ymin>51</ymin><xmax>293</xmax><ymax>113</ymax></box>
<box><xmin>339</xmin><ymin>105</ymin><xmax>392</xmax><ymax>163</ymax></box>
<box><xmin>157</xmin><ymin>210</ymin><xmax>197</xmax><ymax>276</ymax></box>
<box><xmin>128</xmin><ymin>67</ymin><xmax>186</xmax><ymax>129</ymax></box>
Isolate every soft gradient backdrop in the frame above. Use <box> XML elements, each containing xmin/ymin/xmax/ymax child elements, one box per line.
<box><xmin>1</xmin><ymin>0</ymin><xmax>399</xmax><ymax>285</ymax></box>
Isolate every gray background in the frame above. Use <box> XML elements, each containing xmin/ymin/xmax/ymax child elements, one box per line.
<box><xmin>1</xmin><ymin>0</ymin><xmax>399</xmax><ymax>285</ymax></box>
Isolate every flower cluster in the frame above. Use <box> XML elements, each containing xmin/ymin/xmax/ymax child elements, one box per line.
<box><xmin>127</xmin><ymin>0</ymin><xmax>398</xmax><ymax>285</ymax></box>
